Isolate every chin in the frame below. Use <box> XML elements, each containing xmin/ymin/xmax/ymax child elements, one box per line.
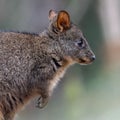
<box><xmin>79</xmin><ymin>62</ymin><xmax>93</xmax><ymax>65</ymax></box>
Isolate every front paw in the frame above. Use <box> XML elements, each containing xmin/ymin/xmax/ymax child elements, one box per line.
<box><xmin>36</xmin><ymin>96</ymin><xmax>48</xmax><ymax>109</ymax></box>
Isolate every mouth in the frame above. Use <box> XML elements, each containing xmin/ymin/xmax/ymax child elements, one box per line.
<box><xmin>79</xmin><ymin>56</ymin><xmax>95</xmax><ymax>65</ymax></box>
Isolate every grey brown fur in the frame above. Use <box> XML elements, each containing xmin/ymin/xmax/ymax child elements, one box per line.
<box><xmin>0</xmin><ymin>10</ymin><xmax>95</xmax><ymax>120</ymax></box>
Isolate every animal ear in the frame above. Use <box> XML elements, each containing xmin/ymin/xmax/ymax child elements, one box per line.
<box><xmin>49</xmin><ymin>10</ymin><xmax>57</xmax><ymax>21</ymax></box>
<box><xmin>56</xmin><ymin>10</ymin><xmax>70</xmax><ymax>32</ymax></box>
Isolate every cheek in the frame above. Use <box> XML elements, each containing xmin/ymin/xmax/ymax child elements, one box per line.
<box><xmin>65</xmin><ymin>43</ymin><xmax>77</xmax><ymax>54</ymax></box>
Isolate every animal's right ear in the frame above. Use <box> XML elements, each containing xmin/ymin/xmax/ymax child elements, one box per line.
<box><xmin>49</xmin><ymin>10</ymin><xmax>57</xmax><ymax>21</ymax></box>
<box><xmin>56</xmin><ymin>10</ymin><xmax>70</xmax><ymax>32</ymax></box>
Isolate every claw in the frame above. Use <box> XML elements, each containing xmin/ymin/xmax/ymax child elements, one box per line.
<box><xmin>36</xmin><ymin>96</ymin><xmax>48</xmax><ymax>109</ymax></box>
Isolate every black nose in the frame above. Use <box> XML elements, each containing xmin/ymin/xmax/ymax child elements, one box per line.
<box><xmin>91</xmin><ymin>55</ymin><xmax>96</xmax><ymax>61</ymax></box>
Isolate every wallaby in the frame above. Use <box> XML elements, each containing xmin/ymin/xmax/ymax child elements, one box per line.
<box><xmin>0</xmin><ymin>10</ymin><xmax>95</xmax><ymax>120</ymax></box>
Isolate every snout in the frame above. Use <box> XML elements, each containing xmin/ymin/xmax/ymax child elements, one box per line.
<box><xmin>90</xmin><ymin>55</ymin><xmax>96</xmax><ymax>61</ymax></box>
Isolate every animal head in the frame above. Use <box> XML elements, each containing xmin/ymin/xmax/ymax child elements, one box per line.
<box><xmin>48</xmin><ymin>10</ymin><xmax>95</xmax><ymax>65</ymax></box>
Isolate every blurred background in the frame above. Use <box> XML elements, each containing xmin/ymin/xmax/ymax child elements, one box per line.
<box><xmin>0</xmin><ymin>0</ymin><xmax>120</xmax><ymax>120</ymax></box>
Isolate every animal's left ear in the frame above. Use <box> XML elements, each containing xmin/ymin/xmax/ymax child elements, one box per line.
<box><xmin>49</xmin><ymin>10</ymin><xmax>57</xmax><ymax>21</ymax></box>
<box><xmin>56</xmin><ymin>10</ymin><xmax>70</xmax><ymax>32</ymax></box>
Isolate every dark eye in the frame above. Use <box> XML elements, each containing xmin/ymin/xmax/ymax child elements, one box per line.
<box><xmin>76</xmin><ymin>38</ymin><xmax>85</xmax><ymax>48</ymax></box>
